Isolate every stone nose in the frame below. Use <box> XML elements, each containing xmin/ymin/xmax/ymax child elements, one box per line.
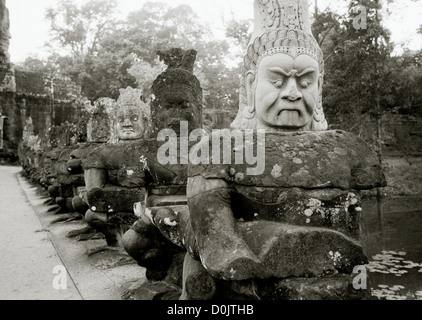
<box><xmin>281</xmin><ymin>79</ymin><xmax>302</xmax><ymax>101</ymax></box>
<box><xmin>122</xmin><ymin>118</ymin><xmax>132</xmax><ymax>126</ymax></box>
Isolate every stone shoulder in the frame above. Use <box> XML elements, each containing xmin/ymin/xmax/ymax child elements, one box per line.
<box><xmin>188</xmin><ymin>130</ymin><xmax>386</xmax><ymax>190</ymax></box>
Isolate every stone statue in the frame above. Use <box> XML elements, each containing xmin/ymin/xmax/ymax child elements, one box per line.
<box><xmin>120</xmin><ymin>48</ymin><xmax>203</xmax><ymax>298</ymax></box>
<box><xmin>82</xmin><ymin>87</ymin><xmax>151</xmax><ymax>247</ymax></box>
<box><xmin>150</xmin><ymin>48</ymin><xmax>202</xmax><ymax>135</ymax></box>
<box><xmin>232</xmin><ymin>0</ymin><xmax>326</xmax><ymax>132</ymax></box>
<box><xmin>68</xmin><ymin>98</ymin><xmax>115</xmax><ymax>215</ymax></box>
<box><xmin>146</xmin><ymin>0</ymin><xmax>386</xmax><ymax>300</ymax></box>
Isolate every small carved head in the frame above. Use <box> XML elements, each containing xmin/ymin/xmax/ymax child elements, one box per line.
<box><xmin>114</xmin><ymin>87</ymin><xmax>151</xmax><ymax>142</ymax></box>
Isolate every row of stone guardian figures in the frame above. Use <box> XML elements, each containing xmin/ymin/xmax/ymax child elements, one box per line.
<box><xmin>19</xmin><ymin>0</ymin><xmax>386</xmax><ymax>300</ymax></box>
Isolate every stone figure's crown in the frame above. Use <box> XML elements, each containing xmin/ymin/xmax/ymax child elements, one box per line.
<box><xmin>117</xmin><ymin>86</ymin><xmax>150</xmax><ymax>116</ymax></box>
<box><xmin>248</xmin><ymin>0</ymin><xmax>323</xmax><ymax>67</ymax></box>
<box><xmin>252</xmin><ymin>0</ymin><xmax>313</xmax><ymax>37</ymax></box>
<box><xmin>157</xmin><ymin>48</ymin><xmax>197</xmax><ymax>73</ymax></box>
<box><xmin>232</xmin><ymin>0</ymin><xmax>327</xmax><ymax>130</ymax></box>
<box><xmin>117</xmin><ymin>87</ymin><xmax>144</xmax><ymax>106</ymax></box>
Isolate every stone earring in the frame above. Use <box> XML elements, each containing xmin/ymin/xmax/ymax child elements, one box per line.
<box><xmin>242</xmin><ymin>106</ymin><xmax>256</xmax><ymax>120</ymax></box>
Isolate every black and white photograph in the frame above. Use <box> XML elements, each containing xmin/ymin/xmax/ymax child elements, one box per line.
<box><xmin>0</xmin><ymin>0</ymin><xmax>421</xmax><ymax>313</ymax></box>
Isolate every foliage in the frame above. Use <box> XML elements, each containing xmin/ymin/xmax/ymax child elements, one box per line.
<box><xmin>311</xmin><ymin>0</ymin><xmax>422</xmax><ymax>135</ymax></box>
<box><xmin>45</xmin><ymin>0</ymin><xmax>118</xmax><ymax>57</ymax></box>
<box><xmin>35</xmin><ymin>0</ymin><xmax>246</xmax><ymax>126</ymax></box>
<box><xmin>19</xmin><ymin>0</ymin><xmax>422</xmax><ymax>132</ymax></box>
<box><xmin>387</xmin><ymin>50</ymin><xmax>422</xmax><ymax>116</ymax></box>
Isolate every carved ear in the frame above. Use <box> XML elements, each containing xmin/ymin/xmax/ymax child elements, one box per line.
<box><xmin>318</xmin><ymin>74</ymin><xmax>323</xmax><ymax>93</ymax></box>
<box><xmin>245</xmin><ymin>71</ymin><xmax>256</xmax><ymax>114</ymax></box>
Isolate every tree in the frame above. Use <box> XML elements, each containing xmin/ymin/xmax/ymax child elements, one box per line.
<box><xmin>62</xmin><ymin>0</ymin><xmax>243</xmax><ymax>124</ymax></box>
<box><xmin>43</xmin><ymin>0</ymin><xmax>122</xmax><ymax>101</ymax></box>
<box><xmin>45</xmin><ymin>0</ymin><xmax>118</xmax><ymax>57</ymax></box>
<box><xmin>316</xmin><ymin>0</ymin><xmax>394</xmax><ymax>132</ymax></box>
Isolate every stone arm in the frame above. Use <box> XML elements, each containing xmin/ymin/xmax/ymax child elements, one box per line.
<box><xmin>84</xmin><ymin>168</ymin><xmax>106</xmax><ymax>189</ymax></box>
<box><xmin>82</xmin><ymin>168</ymin><xmax>106</xmax><ymax>204</ymax></box>
<box><xmin>186</xmin><ymin>175</ymin><xmax>260</xmax><ymax>281</ymax></box>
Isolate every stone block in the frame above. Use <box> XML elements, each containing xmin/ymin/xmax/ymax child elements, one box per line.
<box><xmin>87</xmin><ymin>186</ymin><xmax>146</xmax><ymax>213</ymax></box>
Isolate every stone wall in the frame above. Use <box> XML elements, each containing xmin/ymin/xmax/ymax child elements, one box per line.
<box><xmin>379</xmin><ymin>115</ymin><xmax>422</xmax><ymax>156</ymax></box>
<box><xmin>329</xmin><ymin>114</ymin><xmax>422</xmax><ymax>157</ymax></box>
<box><xmin>0</xmin><ymin>68</ymin><xmax>86</xmax><ymax>162</ymax></box>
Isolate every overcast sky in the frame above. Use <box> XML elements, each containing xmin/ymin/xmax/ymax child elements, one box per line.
<box><xmin>7</xmin><ymin>0</ymin><xmax>422</xmax><ymax>63</ymax></box>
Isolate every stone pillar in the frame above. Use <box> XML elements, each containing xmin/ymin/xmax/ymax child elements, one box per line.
<box><xmin>0</xmin><ymin>0</ymin><xmax>16</xmax><ymax>162</ymax></box>
<box><xmin>0</xmin><ymin>0</ymin><xmax>14</xmax><ymax>93</ymax></box>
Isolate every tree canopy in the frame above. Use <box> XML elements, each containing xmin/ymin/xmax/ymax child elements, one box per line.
<box><xmin>14</xmin><ymin>0</ymin><xmax>422</xmax><ymax>132</ymax></box>
<box><xmin>312</xmin><ymin>0</ymin><xmax>422</xmax><ymax>134</ymax></box>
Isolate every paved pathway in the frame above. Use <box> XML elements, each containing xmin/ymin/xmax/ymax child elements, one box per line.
<box><xmin>0</xmin><ymin>165</ymin><xmax>145</xmax><ymax>300</ymax></box>
<box><xmin>0</xmin><ymin>165</ymin><xmax>82</xmax><ymax>300</ymax></box>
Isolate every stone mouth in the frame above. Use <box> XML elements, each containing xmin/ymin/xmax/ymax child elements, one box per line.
<box><xmin>277</xmin><ymin>109</ymin><xmax>301</xmax><ymax>117</ymax></box>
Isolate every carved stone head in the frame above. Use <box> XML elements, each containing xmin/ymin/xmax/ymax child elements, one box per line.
<box><xmin>114</xmin><ymin>87</ymin><xmax>151</xmax><ymax>142</ymax></box>
<box><xmin>151</xmin><ymin>48</ymin><xmax>203</xmax><ymax>136</ymax></box>
<box><xmin>231</xmin><ymin>0</ymin><xmax>327</xmax><ymax>132</ymax></box>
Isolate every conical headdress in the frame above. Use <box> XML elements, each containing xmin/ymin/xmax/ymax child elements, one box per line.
<box><xmin>231</xmin><ymin>0</ymin><xmax>327</xmax><ymax>130</ymax></box>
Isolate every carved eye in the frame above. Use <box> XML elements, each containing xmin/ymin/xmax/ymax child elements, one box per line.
<box><xmin>299</xmin><ymin>80</ymin><xmax>309</xmax><ymax>88</ymax></box>
<box><xmin>117</xmin><ymin>117</ymin><xmax>124</xmax><ymax>123</ymax></box>
<box><xmin>273</xmin><ymin>80</ymin><xmax>283</xmax><ymax>88</ymax></box>
<box><xmin>131</xmin><ymin>116</ymin><xmax>139</xmax><ymax>122</ymax></box>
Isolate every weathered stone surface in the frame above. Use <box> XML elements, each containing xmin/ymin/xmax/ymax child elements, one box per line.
<box><xmin>151</xmin><ymin>48</ymin><xmax>202</xmax><ymax>134</ymax></box>
<box><xmin>120</xmin><ymin>48</ymin><xmax>203</xmax><ymax>290</ymax></box>
<box><xmin>190</xmin><ymin>211</ymin><xmax>367</xmax><ymax>280</ymax></box>
<box><xmin>86</xmin><ymin>98</ymin><xmax>115</xmax><ymax>143</ymax></box>
<box><xmin>231</xmin><ymin>187</ymin><xmax>363</xmax><ymax>239</ymax></box>
<box><xmin>67</xmin><ymin>158</ymin><xmax>83</xmax><ymax>174</ymax></box>
<box><xmin>189</xmin><ymin>130</ymin><xmax>386</xmax><ymax>190</ymax></box>
<box><xmin>83</xmin><ymin>139</ymin><xmax>192</xmax><ymax>187</ymax></box>
<box><xmin>80</xmin><ymin>87</ymin><xmax>166</xmax><ymax>247</ymax></box>
<box><xmin>125</xmin><ymin>281</ymin><xmax>181</xmax><ymax>300</ymax></box>
<box><xmin>170</xmin><ymin>0</ymin><xmax>387</xmax><ymax>301</ymax></box>
<box><xmin>87</xmin><ymin>186</ymin><xmax>145</xmax><ymax>213</ymax></box>
<box><xmin>71</xmin><ymin>193</ymin><xmax>89</xmax><ymax>214</ymax></box>
<box><xmin>122</xmin><ymin>223</ymin><xmax>184</xmax><ymax>280</ymax></box>
<box><xmin>232</xmin><ymin>274</ymin><xmax>370</xmax><ymax>300</ymax></box>
<box><xmin>185</xmin><ymin>265</ymin><xmax>218</xmax><ymax>300</ymax></box>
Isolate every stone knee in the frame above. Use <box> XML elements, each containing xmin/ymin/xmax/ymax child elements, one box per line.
<box><xmin>122</xmin><ymin>219</ymin><xmax>184</xmax><ymax>280</ymax></box>
<box><xmin>72</xmin><ymin>195</ymin><xmax>88</xmax><ymax>215</ymax></box>
<box><xmin>85</xmin><ymin>209</ymin><xmax>119</xmax><ymax>247</ymax></box>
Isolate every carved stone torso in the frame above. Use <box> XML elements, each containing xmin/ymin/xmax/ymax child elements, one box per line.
<box><xmin>183</xmin><ymin>130</ymin><xmax>386</xmax><ymax>281</ymax></box>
